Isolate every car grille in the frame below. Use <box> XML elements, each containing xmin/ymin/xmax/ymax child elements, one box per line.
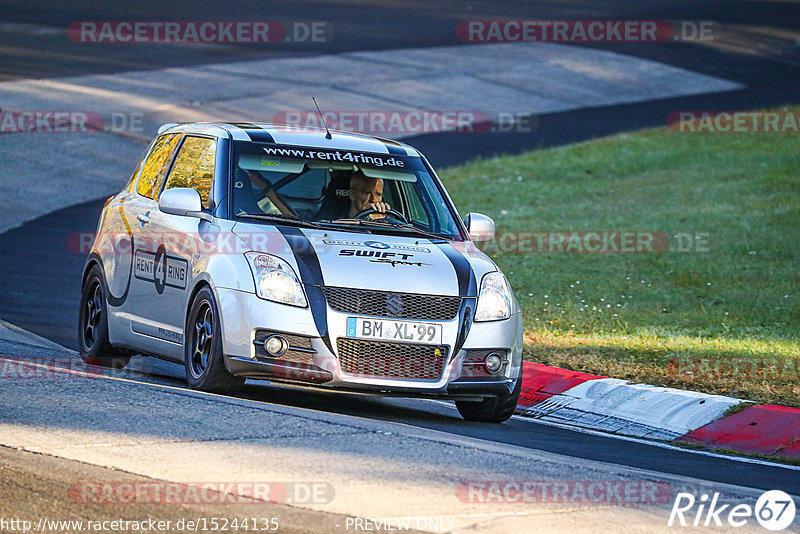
<box><xmin>336</xmin><ymin>338</ymin><xmax>448</xmax><ymax>380</ymax></box>
<box><xmin>322</xmin><ymin>287</ymin><xmax>461</xmax><ymax>321</ymax></box>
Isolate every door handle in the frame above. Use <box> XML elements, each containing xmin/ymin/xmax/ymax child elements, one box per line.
<box><xmin>137</xmin><ymin>212</ymin><xmax>150</xmax><ymax>226</ymax></box>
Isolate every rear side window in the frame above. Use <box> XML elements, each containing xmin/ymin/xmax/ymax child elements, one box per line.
<box><xmin>163</xmin><ymin>136</ymin><xmax>217</xmax><ymax>208</ymax></box>
<box><xmin>124</xmin><ymin>141</ymin><xmax>154</xmax><ymax>193</ymax></box>
<box><xmin>137</xmin><ymin>134</ymin><xmax>181</xmax><ymax>199</ymax></box>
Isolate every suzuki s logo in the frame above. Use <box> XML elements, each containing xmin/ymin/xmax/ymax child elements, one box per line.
<box><xmin>386</xmin><ymin>295</ymin><xmax>404</xmax><ymax>316</ymax></box>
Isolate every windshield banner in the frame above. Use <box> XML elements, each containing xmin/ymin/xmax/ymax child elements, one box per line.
<box><xmin>261</xmin><ymin>145</ymin><xmax>407</xmax><ymax>168</ymax></box>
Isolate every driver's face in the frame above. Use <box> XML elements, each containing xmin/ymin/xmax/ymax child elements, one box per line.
<box><xmin>350</xmin><ymin>178</ymin><xmax>383</xmax><ymax>211</ymax></box>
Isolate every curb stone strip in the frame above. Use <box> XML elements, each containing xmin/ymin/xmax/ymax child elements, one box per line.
<box><xmin>677</xmin><ymin>404</ymin><xmax>800</xmax><ymax>459</ymax></box>
<box><xmin>515</xmin><ymin>361</ymin><xmax>800</xmax><ymax>460</ymax></box>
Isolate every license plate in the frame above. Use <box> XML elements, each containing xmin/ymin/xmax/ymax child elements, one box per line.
<box><xmin>346</xmin><ymin>317</ymin><xmax>443</xmax><ymax>345</ymax></box>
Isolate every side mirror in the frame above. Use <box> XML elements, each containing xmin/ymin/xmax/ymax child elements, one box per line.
<box><xmin>464</xmin><ymin>212</ymin><xmax>495</xmax><ymax>242</ymax></box>
<box><xmin>159</xmin><ymin>188</ymin><xmax>212</xmax><ymax>221</ymax></box>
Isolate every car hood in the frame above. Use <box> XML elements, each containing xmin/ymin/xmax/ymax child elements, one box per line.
<box><xmin>232</xmin><ymin>223</ymin><xmax>496</xmax><ymax>297</ymax></box>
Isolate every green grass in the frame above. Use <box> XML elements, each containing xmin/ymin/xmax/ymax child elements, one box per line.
<box><xmin>439</xmin><ymin>107</ymin><xmax>800</xmax><ymax>406</ymax></box>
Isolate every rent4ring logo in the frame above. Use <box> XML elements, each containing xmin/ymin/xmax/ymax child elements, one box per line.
<box><xmin>668</xmin><ymin>490</ymin><xmax>796</xmax><ymax>530</ymax></box>
<box><xmin>134</xmin><ymin>245</ymin><xmax>188</xmax><ymax>294</ymax></box>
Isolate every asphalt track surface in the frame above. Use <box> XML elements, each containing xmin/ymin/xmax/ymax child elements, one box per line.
<box><xmin>1</xmin><ymin>0</ymin><xmax>800</xmax><ymax>525</ymax></box>
<box><xmin>2</xmin><ymin>1</ymin><xmax>799</xmax><ymax>79</ymax></box>
<box><xmin>0</xmin><ymin>446</ymin><xmax>363</xmax><ymax>534</ymax></box>
<box><xmin>2</xmin><ymin>1</ymin><xmax>800</xmax><ymax>168</ymax></box>
<box><xmin>1</xmin><ymin>194</ymin><xmax>800</xmax><ymax>497</ymax></box>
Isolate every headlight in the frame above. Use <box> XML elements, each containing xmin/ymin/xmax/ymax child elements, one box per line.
<box><xmin>244</xmin><ymin>252</ymin><xmax>307</xmax><ymax>307</ymax></box>
<box><xmin>474</xmin><ymin>271</ymin><xmax>512</xmax><ymax>322</ymax></box>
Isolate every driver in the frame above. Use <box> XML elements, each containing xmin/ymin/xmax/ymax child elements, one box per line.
<box><xmin>347</xmin><ymin>171</ymin><xmax>390</xmax><ymax>218</ymax></box>
<box><xmin>317</xmin><ymin>170</ymin><xmax>391</xmax><ymax>220</ymax></box>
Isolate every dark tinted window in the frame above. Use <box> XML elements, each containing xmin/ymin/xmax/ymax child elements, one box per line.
<box><xmin>230</xmin><ymin>142</ymin><xmax>463</xmax><ymax>239</ymax></box>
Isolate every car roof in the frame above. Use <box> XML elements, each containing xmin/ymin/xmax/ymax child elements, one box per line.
<box><xmin>157</xmin><ymin>122</ymin><xmax>422</xmax><ymax>157</ymax></box>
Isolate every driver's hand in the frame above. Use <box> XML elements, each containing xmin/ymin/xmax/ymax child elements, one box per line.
<box><xmin>368</xmin><ymin>202</ymin><xmax>391</xmax><ymax>219</ymax></box>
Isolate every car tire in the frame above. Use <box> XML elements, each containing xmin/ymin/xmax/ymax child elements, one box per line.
<box><xmin>184</xmin><ymin>286</ymin><xmax>245</xmax><ymax>394</ymax></box>
<box><xmin>78</xmin><ymin>264</ymin><xmax>131</xmax><ymax>369</ymax></box>
<box><xmin>455</xmin><ymin>375</ymin><xmax>522</xmax><ymax>423</ymax></box>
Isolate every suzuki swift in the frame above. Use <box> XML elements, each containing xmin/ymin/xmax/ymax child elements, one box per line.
<box><xmin>79</xmin><ymin>122</ymin><xmax>522</xmax><ymax>422</ymax></box>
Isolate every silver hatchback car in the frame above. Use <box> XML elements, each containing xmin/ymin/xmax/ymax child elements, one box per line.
<box><xmin>79</xmin><ymin>122</ymin><xmax>522</xmax><ymax>422</ymax></box>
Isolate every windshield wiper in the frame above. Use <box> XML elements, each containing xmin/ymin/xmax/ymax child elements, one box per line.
<box><xmin>390</xmin><ymin>223</ymin><xmax>446</xmax><ymax>241</ymax></box>
<box><xmin>381</xmin><ymin>221</ymin><xmax>445</xmax><ymax>241</ymax></box>
<box><xmin>236</xmin><ymin>213</ymin><xmax>325</xmax><ymax>229</ymax></box>
<box><xmin>319</xmin><ymin>218</ymin><xmax>370</xmax><ymax>225</ymax></box>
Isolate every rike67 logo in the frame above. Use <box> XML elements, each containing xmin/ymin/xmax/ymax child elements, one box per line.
<box><xmin>668</xmin><ymin>490</ymin><xmax>796</xmax><ymax>531</ymax></box>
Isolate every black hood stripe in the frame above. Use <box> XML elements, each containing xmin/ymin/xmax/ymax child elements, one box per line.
<box><xmin>434</xmin><ymin>241</ymin><xmax>478</xmax><ymax>358</ymax></box>
<box><xmin>277</xmin><ymin>226</ymin><xmax>333</xmax><ymax>353</ymax></box>
<box><xmin>434</xmin><ymin>241</ymin><xmax>478</xmax><ymax>298</ymax></box>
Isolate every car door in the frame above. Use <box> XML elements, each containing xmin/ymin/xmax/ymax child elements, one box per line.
<box><xmin>122</xmin><ymin>132</ymin><xmax>184</xmax><ymax>354</ymax></box>
<box><xmin>135</xmin><ymin>134</ymin><xmax>219</xmax><ymax>358</ymax></box>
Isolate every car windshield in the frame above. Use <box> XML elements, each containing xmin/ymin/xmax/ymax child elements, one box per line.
<box><xmin>230</xmin><ymin>141</ymin><xmax>464</xmax><ymax>240</ymax></box>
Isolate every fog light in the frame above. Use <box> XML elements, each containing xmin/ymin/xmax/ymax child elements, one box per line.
<box><xmin>265</xmin><ymin>335</ymin><xmax>288</xmax><ymax>357</ymax></box>
<box><xmin>485</xmin><ymin>353</ymin><xmax>504</xmax><ymax>373</ymax></box>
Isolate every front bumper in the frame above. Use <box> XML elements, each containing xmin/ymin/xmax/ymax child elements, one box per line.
<box><xmin>216</xmin><ymin>286</ymin><xmax>523</xmax><ymax>399</ymax></box>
